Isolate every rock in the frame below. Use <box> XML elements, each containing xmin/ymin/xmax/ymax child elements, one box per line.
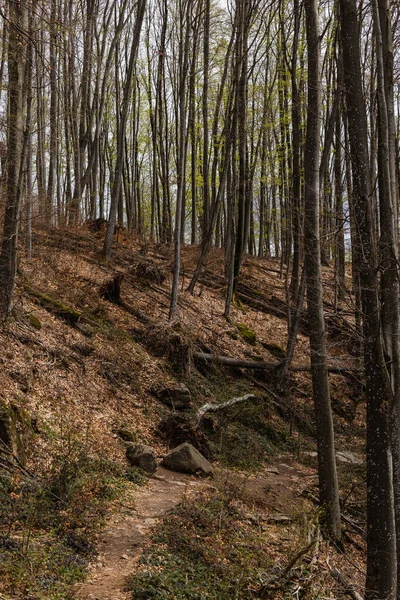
<box><xmin>126</xmin><ymin>444</ymin><xmax>157</xmax><ymax>474</ymax></box>
<box><xmin>336</xmin><ymin>451</ymin><xmax>363</xmax><ymax>465</ymax></box>
<box><xmin>266</xmin><ymin>514</ymin><xmax>293</xmax><ymax>523</ymax></box>
<box><xmin>304</xmin><ymin>450</ymin><xmax>363</xmax><ymax>465</ymax></box>
<box><xmin>265</xmin><ymin>466</ymin><xmax>280</xmax><ymax>475</ymax></box>
<box><xmin>0</xmin><ymin>401</ymin><xmax>33</xmax><ymax>465</ymax></box>
<box><xmin>162</xmin><ymin>442</ymin><xmax>213</xmax><ymax>477</ymax></box>
<box><xmin>152</xmin><ymin>383</ymin><xmax>192</xmax><ymax>410</ymax></box>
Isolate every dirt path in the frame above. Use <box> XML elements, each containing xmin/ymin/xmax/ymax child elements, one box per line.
<box><xmin>74</xmin><ymin>467</ymin><xmax>205</xmax><ymax>600</ymax></box>
<box><xmin>74</xmin><ymin>457</ymin><xmax>316</xmax><ymax>600</ymax></box>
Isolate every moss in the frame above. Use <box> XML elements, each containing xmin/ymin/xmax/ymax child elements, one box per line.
<box><xmin>116</xmin><ymin>428</ymin><xmax>137</xmax><ymax>443</ymax></box>
<box><xmin>24</xmin><ymin>285</ymin><xmax>98</xmax><ymax>329</ymax></box>
<box><xmin>28</xmin><ymin>314</ymin><xmax>42</xmax><ymax>329</ymax></box>
<box><xmin>226</xmin><ymin>331</ymin><xmax>239</xmax><ymax>340</ymax></box>
<box><xmin>24</xmin><ymin>286</ymin><xmax>83</xmax><ymax>325</ymax></box>
<box><xmin>236</xmin><ymin>322</ymin><xmax>257</xmax><ymax>345</ymax></box>
<box><xmin>261</xmin><ymin>341</ymin><xmax>286</xmax><ymax>359</ymax></box>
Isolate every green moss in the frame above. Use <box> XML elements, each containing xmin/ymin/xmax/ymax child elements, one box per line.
<box><xmin>261</xmin><ymin>341</ymin><xmax>286</xmax><ymax>359</ymax></box>
<box><xmin>236</xmin><ymin>322</ymin><xmax>257</xmax><ymax>345</ymax></box>
<box><xmin>28</xmin><ymin>314</ymin><xmax>42</xmax><ymax>330</ymax></box>
<box><xmin>116</xmin><ymin>428</ymin><xmax>137</xmax><ymax>443</ymax></box>
<box><xmin>226</xmin><ymin>331</ymin><xmax>239</xmax><ymax>340</ymax></box>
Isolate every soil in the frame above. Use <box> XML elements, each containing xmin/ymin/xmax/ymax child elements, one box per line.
<box><xmin>74</xmin><ymin>466</ymin><xmax>206</xmax><ymax>600</ymax></box>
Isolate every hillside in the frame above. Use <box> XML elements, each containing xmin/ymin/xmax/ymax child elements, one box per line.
<box><xmin>0</xmin><ymin>227</ymin><xmax>366</xmax><ymax>600</ymax></box>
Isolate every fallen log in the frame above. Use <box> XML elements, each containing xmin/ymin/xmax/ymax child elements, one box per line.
<box><xmin>193</xmin><ymin>352</ymin><xmax>359</xmax><ymax>374</ymax></box>
<box><xmin>194</xmin><ymin>352</ymin><xmax>278</xmax><ymax>371</ymax></box>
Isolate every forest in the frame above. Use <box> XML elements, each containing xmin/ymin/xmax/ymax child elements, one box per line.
<box><xmin>0</xmin><ymin>0</ymin><xmax>400</xmax><ymax>598</ymax></box>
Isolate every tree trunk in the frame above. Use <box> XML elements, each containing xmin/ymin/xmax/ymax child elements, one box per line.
<box><xmin>340</xmin><ymin>0</ymin><xmax>396</xmax><ymax>597</ymax></box>
<box><xmin>0</xmin><ymin>0</ymin><xmax>27</xmax><ymax>318</ymax></box>
<box><xmin>304</xmin><ymin>0</ymin><xmax>341</xmax><ymax>544</ymax></box>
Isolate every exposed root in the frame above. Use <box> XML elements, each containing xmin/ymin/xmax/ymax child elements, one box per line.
<box><xmin>145</xmin><ymin>319</ymin><xmax>193</xmax><ymax>374</ymax></box>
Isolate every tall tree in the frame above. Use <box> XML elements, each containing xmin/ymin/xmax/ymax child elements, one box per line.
<box><xmin>303</xmin><ymin>0</ymin><xmax>341</xmax><ymax>543</ymax></box>
<box><xmin>340</xmin><ymin>0</ymin><xmax>396</xmax><ymax>596</ymax></box>
<box><xmin>0</xmin><ymin>0</ymin><xmax>28</xmax><ymax>318</ymax></box>
<box><xmin>104</xmin><ymin>0</ymin><xmax>147</xmax><ymax>258</ymax></box>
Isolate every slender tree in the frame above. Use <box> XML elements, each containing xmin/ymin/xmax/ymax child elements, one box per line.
<box><xmin>303</xmin><ymin>0</ymin><xmax>341</xmax><ymax>543</ymax></box>
<box><xmin>0</xmin><ymin>0</ymin><xmax>28</xmax><ymax>318</ymax></box>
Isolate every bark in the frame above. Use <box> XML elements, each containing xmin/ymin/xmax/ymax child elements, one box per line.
<box><xmin>169</xmin><ymin>0</ymin><xmax>193</xmax><ymax>320</ymax></box>
<box><xmin>304</xmin><ymin>0</ymin><xmax>341</xmax><ymax>543</ymax></box>
<box><xmin>340</xmin><ymin>0</ymin><xmax>396</xmax><ymax>597</ymax></box>
<box><xmin>373</xmin><ymin>0</ymin><xmax>400</xmax><ymax>596</ymax></box>
<box><xmin>0</xmin><ymin>0</ymin><xmax>27</xmax><ymax>318</ymax></box>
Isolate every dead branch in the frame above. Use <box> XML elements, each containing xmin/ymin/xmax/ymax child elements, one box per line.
<box><xmin>194</xmin><ymin>352</ymin><xmax>279</xmax><ymax>370</ymax></box>
<box><xmin>193</xmin><ymin>352</ymin><xmax>359</xmax><ymax>374</ymax></box>
<box><xmin>283</xmin><ymin>540</ymin><xmax>317</xmax><ymax>575</ymax></box>
<box><xmin>196</xmin><ymin>394</ymin><xmax>257</xmax><ymax>427</ymax></box>
<box><xmin>330</xmin><ymin>568</ymin><xmax>364</xmax><ymax>600</ymax></box>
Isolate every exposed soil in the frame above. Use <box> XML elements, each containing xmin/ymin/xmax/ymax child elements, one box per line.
<box><xmin>74</xmin><ymin>467</ymin><xmax>206</xmax><ymax>600</ymax></box>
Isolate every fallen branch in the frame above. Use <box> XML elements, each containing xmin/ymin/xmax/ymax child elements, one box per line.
<box><xmin>196</xmin><ymin>394</ymin><xmax>257</xmax><ymax>427</ymax></box>
<box><xmin>283</xmin><ymin>539</ymin><xmax>317</xmax><ymax>576</ymax></box>
<box><xmin>193</xmin><ymin>352</ymin><xmax>359</xmax><ymax>374</ymax></box>
<box><xmin>341</xmin><ymin>513</ymin><xmax>366</xmax><ymax>539</ymax></box>
<box><xmin>330</xmin><ymin>568</ymin><xmax>364</xmax><ymax>600</ymax></box>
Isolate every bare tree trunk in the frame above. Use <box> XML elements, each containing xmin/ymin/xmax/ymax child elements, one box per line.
<box><xmin>103</xmin><ymin>0</ymin><xmax>146</xmax><ymax>258</ymax></box>
<box><xmin>340</xmin><ymin>0</ymin><xmax>396</xmax><ymax>596</ymax></box>
<box><xmin>0</xmin><ymin>0</ymin><xmax>27</xmax><ymax>318</ymax></box>
<box><xmin>373</xmin><ymin>0</ymin><xmax>400</xmax><ymax>595</ymax></box>
<box><xmin>304</xmin><ymin>0</ymin><xmax>341</xmax><ymax>544</ymax></box>
<box><xmin>169</xmin><ymin>0</ymin><xmax>193</xmax><ymax>320</ymax></box>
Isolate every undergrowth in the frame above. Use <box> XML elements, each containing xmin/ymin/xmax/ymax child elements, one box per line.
<box><xmin>209</xmin><ymin>397</ymin><xmax>295</xmax><ymax>470</ymax></box>
<box><xmin>0</xmin><ymin>429</ymin><xmax>145</xmax><ymax>599</ymax></box>
<box><xmin>188</xmin><ymin>370</ymin><xmax>295</xmax><ymax>470</ymax></box>
<box><xmin>125</xmin><ymin>481</ymin><xmax>273</xmax><ymax>599</ymax></box>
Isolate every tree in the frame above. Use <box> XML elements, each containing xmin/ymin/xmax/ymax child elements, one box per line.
<box><xmin>339</xmin><ymin>0</ymin><xmax>396</xmax><ymax>596</ymax></box>
<box><xmin>103</xmin><ymin>0</ymin><xmax>147</xmax><ymax>259</ymax></box>
<box><xmin>0</xmin><ymin>0</ymin><xmax>28</xmax><ymax>318</ymax></box>
<box><xmin>303</xmin><ymin>0</ymin><xmax>341</xmax><ymax>544</ymax></box>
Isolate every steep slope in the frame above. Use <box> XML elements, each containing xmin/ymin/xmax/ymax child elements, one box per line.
<box><xmin>0</xmin><ymin>226</ymin><xmax>366</xmax><ymax>599</ymax></box>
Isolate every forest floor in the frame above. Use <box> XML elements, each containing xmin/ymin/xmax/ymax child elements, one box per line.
<box><xmin>0</xmin><ymin>225</ymin><xmax>366</xmax><ymax>599</ymax></box>
<box><xmin>74</xmin><ymin>459</ymin><xmax>321</xmax><ymax>600</ymax></box>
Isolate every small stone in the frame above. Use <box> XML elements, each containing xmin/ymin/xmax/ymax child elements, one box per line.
<box><xmin>121</xmin><ymin>554</ymin><xmax>130</xmax><ymax>560</ymax></box>
<box><xmin>265</xmin><ymin>466</ymin><xmax>280</xmax><ymax>475</ymax></box>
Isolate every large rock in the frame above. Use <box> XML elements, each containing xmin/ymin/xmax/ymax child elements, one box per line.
<box><xmin>152</xmin><ymin>384</ymin><xmax>192</xmax><ymax>410</ymax></box>
<box><xmin>126</xmin><ymin>444</ymin><xmax>157</xmax><ymax>474</ymax></box>
<box><xmin>162</xmin><ymin>442</ymin><xmax>213</xmax><ymax>477</ymax></box>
